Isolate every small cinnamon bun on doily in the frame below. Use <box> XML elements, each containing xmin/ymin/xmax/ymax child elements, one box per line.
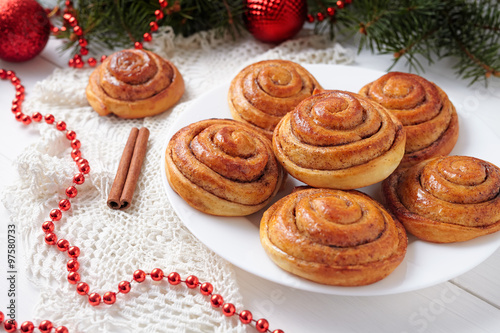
<box><xmin>383</xmin><ymin>155</ymin><xmax>500</xmax><ymax>243</ymax></box>
<box><xmin>165</xmin><ymin>119</ymin><xmax>285</xmax><ymax>216</ymax></box>
<box><xmin>227</xmin><ymin>60</ymin><xmax>321</xmax><ymax>139</ymax></box>
<box><xmin>273</xmin><ymin>90</ymin><xmax>406</xmax><ymax>189</ymax></box>
<box><xmin>359</xmin><ymin>72</ymin><xmax>459</xmax><ymax>168</ymax></box>
<box><xmin>260</xmin><ymin>188</ymin><xmax>407</xmax><ymax>286</ymax></box>
<box><xmin>86</xmin><ymin>49</ymin><xmax>184</xmax><ymax>119</ymax></box>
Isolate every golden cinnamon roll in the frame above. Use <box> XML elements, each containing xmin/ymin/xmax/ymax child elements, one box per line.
<box><xmin>260</xmin><ymin>188</ymin><xmax>407</xmax><ymax>286</ymax></box>
<box><xmin>227</xmin><ymin>60</ymin><xmax>321</xmax><ymax>139</ymax></box>
<box><xmin>359</xmin><ymin>72</ymin><xmax>459</xmax><ymax>168</ymax></box>
<box><xmin>165</xmin><ymin>119</ymin><xmax>284</xmax><ymax>216</ymax></box>
<box><xmin>86</xmin><ymin>49</ymin><xmax>184</xmax><ymax>118</ymax></box>
<box><xmin>273</xmin><ymin>90</ymin><xmax>406</xmax><ymax>189</ymax></box>
<box><xmin>383</xmin><ymin>155</ymin><xmax>500</xmax><ymax>243</ymax></box>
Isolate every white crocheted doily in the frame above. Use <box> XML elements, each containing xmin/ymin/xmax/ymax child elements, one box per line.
<box><xmin>2</xmin><ymin>27</ymin><xmax>354</xmax><ymax>332</ymax></box>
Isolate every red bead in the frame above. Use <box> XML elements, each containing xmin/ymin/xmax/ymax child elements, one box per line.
<box><xmin>59</xmin><ymin>199</ymin><xmax>71</xmax><ymax>211</ymax></box>
<box><xmin>327</xmin><ymin>7</ymin><xmax>336</xmax><ymax>16</ymax></box>
<box><xmin>118</xmin><ymin>281</ymin><xmax>131</xmax><ymax>293</ymax></box>
<box><xmin>200</xmin><ymin>282</ymin><xmax>213</xmax><ymax>295</ymax></box>
<box><xmin>50</xmin><ymin>209</ymin><xmax>62</xmax><ymax>221</ymax></box>
<box><xmin>159</xmin><ymin>0</ymin><xmax>168</xmax><ymax>8</ymax></box>
<box><xmin>337</xmin><ymin>0</ymin><xmax>344</xmax><ymax>8</ymax></box>
<box><xmin>63</xmin><ymin>13</ymin><xmax>72</xmax><ymax>21</ymax></box>
<box><xmin>68</xmin><ymin>59</ymin><xmax>75</xmax><ymax>67</ymax></box>
<box><xmin>65</xmin><ymin>0</ymin><xmax>73</xmax><ymax>6</ymax></box>
<box><xmin>73</xmin><ymin>173</ymin><xmax>85</xmax><ymax>185</ymax></box>
<box><xmin>66</xmin><ymin>130</ymin><xmax>76</xmax><ymax>140</ymax></box>
<box><xmin>80</xmin><ymin>47</ymin><xmax>89</xmax><ymax>56</ymax></box>
<box><xmin>155</xmin><ymin>9</ymin><xmax>164</xmax><ymax>20</ymax></box>
<box><xmin>75</xmin><ymin>58</ymin><xmax>84</xmax><ymax>68</ymax></box>
<box><xmin>71</xmin><ymin>149</ymin><xmax>81</xmax><ymax>159</ymax></box>
<box><xmin>11</xmin><ymin>104</ymin><xmax>20</xmax><ymax>114</ymax></box>
<box><xmin>11</xmin><ymin>76</ymin><xmax>20</xmax><ymax>84</ymax></box>
<box><xmin>15</xmin><ymin>84</ymin><xmax>24</xmax><ymax>93</ymax></box>
<box><xmin>103</xmin><ymin>291</ymin><xmax>116</xmax><ymax>304</ymax></box>
<box><xmin>20</xmin><ymin>321</ymin><xmax>34</xmax><ymax>333</ymax></box>
<box><xmin>78</xmin><ymin>38</ymin><xmax>88</xmax><ymax>47</ymax></box>
<box><xmin>68</xmin><ymin>16</ymin><xmax>77</xmax><ymax>27</ymax></box>
<box><xmin>45</xmin><ymin>232</ymin><xmax>57</xmax><ymax>245</ymax></box>
<box><xmin>239</xmin><ymin>310</ymin><xmax>253</xmax><ymax>324</ymax></box>
<box><xmin>32</xmin><ymin>112</ymin><xmax>43</xmax><ymax>122</ymax></box>
<box><xmin>210</xmin><ymin>294</ymin><xmax>224</xmax><ymax>308</ymax></box>
<box><xmin>143</xmin><ymin>33</ymin><xmax>152</xmax><ymax>42</ymax></box>
<box><xmin>0</xmin><ymin>69</ymin><xmax>6</xmax><ymax>80</ymax></box>
<box><xmin>45</xmin><ymin>114</ymin><xmax>55</xmax><ymax>124</ymax></box>
<box><xmin>101</xmin><ymin>55</ymin><xmax>107</xmax><ymax>62</ymax></box>
<box><xmin>56</xmin><ymin>121</ymin><xmax>67</xmax><ymax>131</ymax></box>
<box><xmin>42</xmin><ymin>221</ymin><xmax>55</xmax><ymax>233</ymax></box>
<box><xmin>222</xmin><ymin>303</ymin><xmax>236</xmax><ymax>316</ymax></box>
<box><xmin>38</xmin><ymin>320</ymin><xmax>53</xmax><ymax>333</ymax></box>
<box><xmin>76</xmin><ymin>282</ymin><xmax>89</xmax><ymax>295</ymax></box>
<box><xmin>67</xmin><ymin>271</ymin><xmax>81</xmax><ymax>284</ymax></box>
<box><xmin>3</xmin><ymin>320</ymin><xmax>17</xmax><ymax>332</ymax></box>
<box><xmin>57</xmin><ymin>239</ymin><xmax>70</xmax><ymax>251</ymax></box>
<box><xmin>317</xmin><ymin>12</ymin><xmax>325</xmax><ymax>21</ymax></box>
<box><xmin>151</xmin><ymin>268</ymin><xmax>164</xmax><ymax>281</ymax></box>
<box><xmin>149</xmin><ymin>21</ymin><xmax>158</xmax><ymax>32</ymax></box>
<box><xmin>73</xmin><ymin>26</ymin><xmax>83</xmax><ymax>36</ymax></box>
<box><xmin>55</xmin><ymin>326</ymin><xmax>69</xmax><ymax>333</ymax></box>
<box><xmin>67</xmin><ymin>259</ymin><xmax>79</xmax><ymax>271</ymax></box>
<box><xmin>273</xmin><ymin>330</ymin><xmax>285</xmax><ymax>333</ymax></box>
<box><xmin>60</xmin><ymin>26</ymin><xmax>67</xmax><ymax>32</ymax></box>
<box><xmin>15</xmin><ymin>111</ymin><xmax>23</xmax><ymax>121</ymax></box>
<box><xmin>51</xmin><ymin>26</ymin><xmax>60</xmax><ymax>34</ymax></box>
<box><xmin>134</xmin><ymin>42</ymin><xmax>143</xmax><ymax>49</ymax></box>
<box><xmin>133</xmin><ymin>269</ymin><xmax>146</xmax><ymax>283</ymax></box>
<box><xmin>167</xmin><ymin>272</ymin><xmax>181</xmax><ymax>285</ymax></box>
<box><xmin>88</xmin><ymin>57</ymin><xmax>97</xmax><ymax>67</ymax></box>
<box><xmin>22</xmin><ymin>114</ymin><xmax>32</xmax><ymax>125</ymax></box>
<box><xmin>66</xmin><ymin>186</ymin><xmax>78</xmax><ymax>198</ymax></box>
<box><xmin>6</xmin><ymin>70</ymin><xmax>15</xmax><ymax>79</ymax></box>
<box><xmin>70</xmin><ymin>139</ymin><xmax>81</xmax><ymax>149</ymax></box>
<box><xmin>256</xmin><ymin>319</ymin><xmax>269</xmax><ymax>332</ymax></box>
<box><xmin>15</xmin><ymin>90</ymin><xmax>24</xmax><ymax>101</ymax></box>
<box><xmin>68</xmin><ymin>246</ymin><xmax>80</xmax><ymax>258</ymax></box>
<box><xmin>79</xmin><ymin>163</ymin><xmax>90</xmax><ymax>174</ymax></box>
<box><xmin>0</xmin><ymin>311</ymin><xmax>3</xmax><ymax>323</ymax></box>
<box><xmin>88</xmin><ymin>292</ymin><xmax>101</xmax><ymax>306</ymax></box>
<box><xmin>185</xmin><ymin>275</ymin><xmax>199</xmax><ymax>288</ymax></box>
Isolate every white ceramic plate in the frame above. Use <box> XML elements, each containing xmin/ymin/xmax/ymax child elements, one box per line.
<box><xmin>161</xmin><ymin>65</ymin><xmax>500</xmax><ymax>296</ymax></box>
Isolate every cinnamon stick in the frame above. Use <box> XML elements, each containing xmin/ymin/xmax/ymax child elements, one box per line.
<box><xmin>107</xmin><ymin>127</ymin><xmax>150</xmax><ymax>210</ymax></box>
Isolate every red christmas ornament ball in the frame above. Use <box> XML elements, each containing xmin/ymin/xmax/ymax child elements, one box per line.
<box><xmin>244</xmin><ymin>0</ymin><xmax>307</xmax><ymax>43</ymax></box>
<box><xmin>0</xmin><ymin>0</ymin><xmax>51</xmax><ymax>62</ymax></box>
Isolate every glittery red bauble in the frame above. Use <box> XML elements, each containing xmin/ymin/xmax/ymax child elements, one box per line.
<box><xmin>0</xmin><ymin>0</ymin><xmax>51</xmax><ymax>62</ymax></box>
<box><xmin>244</xmin><ymin>0</ymin><xmax>307</xmax><ymax>43</ymax></box>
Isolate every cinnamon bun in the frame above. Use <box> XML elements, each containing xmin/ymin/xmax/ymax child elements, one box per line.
<box><xmin>86</xmin><ymin>49</ymin><xmax>184</xmax><ymax>118</ymax></box>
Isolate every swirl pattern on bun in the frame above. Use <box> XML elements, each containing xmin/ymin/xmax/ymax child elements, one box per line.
<box><xmin>86</xmin><ymin>49</ymin><xmax>184</xmax><ymax>118</ymax></box>
<box><xmin>273</xmin><ymin>90</ymin><xmax>406</xmax><ymax>189</ymax></box>
<box><xmin>228</xmin><ymin>60</ymin><xmax>321</xmax><ymax>138</ymax></box>
<box><xmin>260</xmin><ymin>188</ymin><xmax>407</xmax><ymax>286</ymax></box>
<box><xmin>359</xmin><ymin>72</ymin><xmax>459</xmax><ymax>167</ymax></box>
<box><xmin>383</xmin><ymin>155</ymin><xmax>500</xmax><ymax>243</ymax></box>
<box><xmin>165</xmin><ymin>119</ymin><xmax>284</xmax><ymax>216</ymax></box>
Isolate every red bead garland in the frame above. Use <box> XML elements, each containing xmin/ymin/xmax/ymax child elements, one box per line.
<box><xmin>0</xmin><ymin>69</ymin><xmax>284</xmax><ymax>333</ymax></box>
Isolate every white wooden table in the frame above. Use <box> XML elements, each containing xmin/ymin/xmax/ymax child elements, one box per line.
<box><xmin>1</xmin><ymin>37</ymin><xmax>500</xmax><ymax>333</ymax></box>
